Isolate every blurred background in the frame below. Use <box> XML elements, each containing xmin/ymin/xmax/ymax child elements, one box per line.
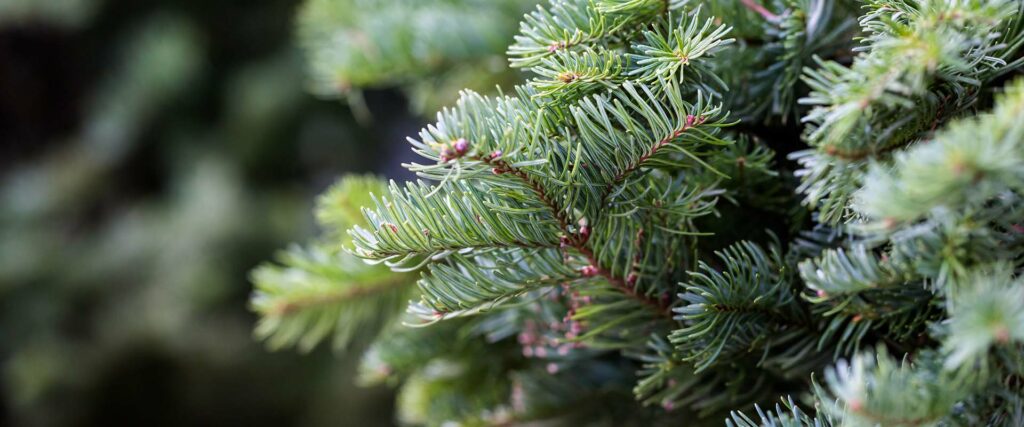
<box><xmin>0</xmin><ymin>0</ymin><xmax>452</xmax><ymax>425</ymax></box>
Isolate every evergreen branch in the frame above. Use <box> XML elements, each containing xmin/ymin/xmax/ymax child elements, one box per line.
<box><xmin>266</xmin><ymin>273</ymin><xmax>410</xmax><ymax>317</ymax></box>
<box><xmin>855</xmin><ymin>78</ymin><xmax>1024</xmax><ymax>224</ymax></box>
<box><xmin>818</xmin><ymin>349</ymin><xmax>976</xmax><ymax>426</ymax></box>
<box><xmin>594</xmin><ymin>96</ymin><xmax>722</xmax><ymax>211</ymax></box>
<box><xmin>529</xmin><ymin>47</ymin><xmax>626</xmax><ymax>103</ymax></box>
<box><xmin>575</xmin><ymin>244</ymin><xmax>674</xmax><ymax>319</ymax></box>
<box><xmin>475</xmin><ymin>153</ymin><xmax>575</xmax><ymax>234</ymax></box>
<box><xmin>800</xmin><ymin>0</ymin><xmax>1018</xmax><ymax>153</ymax></box>
<box><xmin>251</xmin><ymin>244</ymin><xmax>416</xmax><ymax>352</ymax></box>
<box><xmin>628</xmin><ymin>10</ymin><xmax>734</xmax><ymax>84</ymax></box>
<box><xmin>798</xmin><ymin>245</ymin><xmax>906</xmax><ymax>297</ymax></box>
<box><xmin>569</xmin><ymin>79</ymin><xmax>734</xmax><ymax>218</ymax></box>
<box><xmin>801</xmin><ymin>245</ymin><xmax>936</xmax><ymax>356</ymax></box>
<box><xmin>478</xmin><ymin>150</ymin><xmax>675</xmax><ymax>318</ymax></box>
<box><xmin>671</xmin><ymin>241</ymin><xmax>814</xmax><ymax>372</ymax></box>
<box><xmin>943</xmin><ymin>265</ymin><xmax>1024</xmax><ymax>369</ymax></box>
<box><xmin>298</xmin><ymin>0</ymin><xmax>531</xmax><ymax>103</ymax></box>
<box><xmin>631</xmin><ymin>334</ymin><xmax>770</xmax><ymax>414</ymax></box>
<box><xmin>508</xmin><ymin>0</ymin><xmax>625</xmax><ymax>68</ymax></box>
<box><xmin>411</xmin><ymin>248</ymin><xmax>582</xmax><ymax>320</ymax></box>
<box><xmin>350</xmin><ymin>180</ymin><xmax>563</xmax><ymax>263</ymax></box>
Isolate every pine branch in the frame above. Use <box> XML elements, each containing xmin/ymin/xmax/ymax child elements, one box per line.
<box><xmin>672</xmin><ymin>241</ymin><xmax>817</xmax><ymax>372</ymax></box>
<box><xmin>251</xmin><ymin>244</ymin><xmax>416</xmax><ymax>352</ymax></box>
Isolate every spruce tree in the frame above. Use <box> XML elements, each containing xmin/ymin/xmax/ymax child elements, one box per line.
<box><xmin>252</xmin><ymin>0</ymin><xmax>1024</xmax><ymax>424</ymax></box>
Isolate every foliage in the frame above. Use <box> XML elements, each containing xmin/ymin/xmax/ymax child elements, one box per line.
<box><xmin>297</xmin><ymin>0</ymin><xmax>538</xmax><ymax>116</ymax></box>
<box><xmin>256</xmin><ymin>0</ymin><xmax>1024</xmax><ymax>425</ymax></box>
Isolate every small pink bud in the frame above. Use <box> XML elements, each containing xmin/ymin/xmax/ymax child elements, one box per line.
<box><xmin>557</xmin><ymin>345</ymin><xmax>570</xmax><ymax>356</ymax></box>
<box><xmin>626</xmin><ymin>273</ymin><xmax>638</xmax><ymax>287</ymax></box>
<box><xmin>546</xmin><ymin>362</ymin><xmax>559</xmax><ymax>374</ymax></box>
<box><xmin>685</xmin><ymin>114</ymin><xmax>696</xmax><ymax>127</ymax></box>
<box><xmin>816</xmin><ymin>289</ymin><xmax>827</xmax><ymax>298</ymax></box>
<box><xmin>492</xmin><ymin>167</ymin><xmax>503</xmax><ymax>175</ymax></box>
<box><xmin>994</xmin><ymin>325</ymin><xmax>1011</xmax><ymax>343</ymax></box>
<box><xmin>662</xmin><ymin>400</ymin><xmax>675</xmax><ymax>411</ymax></box>
<box><xmin>490</xmin><ymin>150</ymin><xmax>502</xmax><ymax>159</ymax></box>
<box><xmin>848</xmin><ymin>399</ymin><xmax>863</xmax><ymax>412</ymax></box>
<box><xmin>580</xmin><ymin>265</ymin><xmax>598</xmax><ymax>277</ymax></box>
<box><xmin>560</xmin><ymin>235</ymin><xmax>571</xmax><ymax>248</ymax></box>
<box><xmin>523</xmin><ymin>346</ymin><xmax>534</xmax><ymax>357</ymax></box>
<box><xmin>535</xmin><ymin>346</ymin><xmax>548</xmax><ymax>358</ymax></box>
<box><xmin>453</xmin><ymin>138</ymin><xmax>469</xmax><ymax>154</ymax></box>
<box><xmin>579</xmin><ymin>225</ymin><xmax>590</xmax><ymax>241</ymax></box>
<box><xmin>386</xmin><ymin>223</ymin><xmax>398</xmax><ymax>233</ymax></box>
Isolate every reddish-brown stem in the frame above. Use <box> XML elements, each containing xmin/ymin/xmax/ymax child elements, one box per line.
<box><xmin>576</xmin><ymin>244</ymin><xmax>674</xmax><ymax>320</ymax></box>
<box><xmin>598</xmin><ymin>120</ymin><xmax>698</xmax><ymax>210</ymax></box>
<box><xmin>476</xmin><ymin>155</ymin><xmax>573</xmax><ymax>232</ymax></box>
<box><xmin>473</xmin><ymin>153</ymin><xmax>674</xmax><ymax>320</ymax></box>
<box><xmin>741</xmin><ymin>0</ymin><xmax>779</xmax><ymax>20</ymax></box>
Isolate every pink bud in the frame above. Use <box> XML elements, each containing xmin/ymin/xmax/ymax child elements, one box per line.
<box><xmin>546</xmin><ymin>362</ymin><xmax>559</xmax><ymax>374</ymax></box>
<box><xmin>626</xmin><ymin>273</ymin><xmax>638</xmax><ymax>287</ymax></box>
<box><xmin>580</xmin><ymin>265</ymin><xmax>598</xmax><ymax>277</ymax></box>
<box><xmin>490</xmin><ymin>150</ymin><xmax>502</xmax><ymax>160</ymax></box>
<box><xmin>816</xmin><ymin>289</ymin><xmax>827</xmax><ymax>298</ymax></box>
<box><xmin>685</xmin><ymin>114</ymin><xmax>696</xmax><ymax>127</ymax></box>
<box><xmin>492</xmin><ymin>167</ymin><xmax>503</xmax><ymax>175</ymax></box>
<box><xmin>579</xmin><ymin>225</ymin><xmax>590</xmax><ymax>241</ymax></box>
<box><xmin>453</xmin><ymin>138</ymin><xmax>469</xmax><ymax>154</ymax></box>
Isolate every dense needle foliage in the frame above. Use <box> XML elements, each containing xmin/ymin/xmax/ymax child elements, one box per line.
<box><xmin>252</xmin><ymin>0</ymin><xmax>1024</xmax><ymax>425</ymax></box>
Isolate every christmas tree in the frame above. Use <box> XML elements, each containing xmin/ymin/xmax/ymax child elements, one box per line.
<box><xmin>252</xmin><ymin>0</ymin><xmax>1024</xmax><ymax>424</ymax></box>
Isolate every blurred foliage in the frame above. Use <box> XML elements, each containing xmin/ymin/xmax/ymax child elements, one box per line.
<box><xmin>0</xmin><ymin>0</ymin><xmax>423</xmax><ymax>425</ymax></box>
<box><xmin>297</xmin><ymin>0</ymin><xmax>538</xmax><ymax>117</ymax></box>
<box><xmin>0</xmin><ymin>0</ymin><xmax>101</xmax><ymax>28</ymax></box>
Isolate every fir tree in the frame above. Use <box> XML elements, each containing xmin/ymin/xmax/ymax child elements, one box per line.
<box><xmin>252</xmin><ymin>0</ymin><xmax>1024</xmax><ymax>424</ymax></box>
